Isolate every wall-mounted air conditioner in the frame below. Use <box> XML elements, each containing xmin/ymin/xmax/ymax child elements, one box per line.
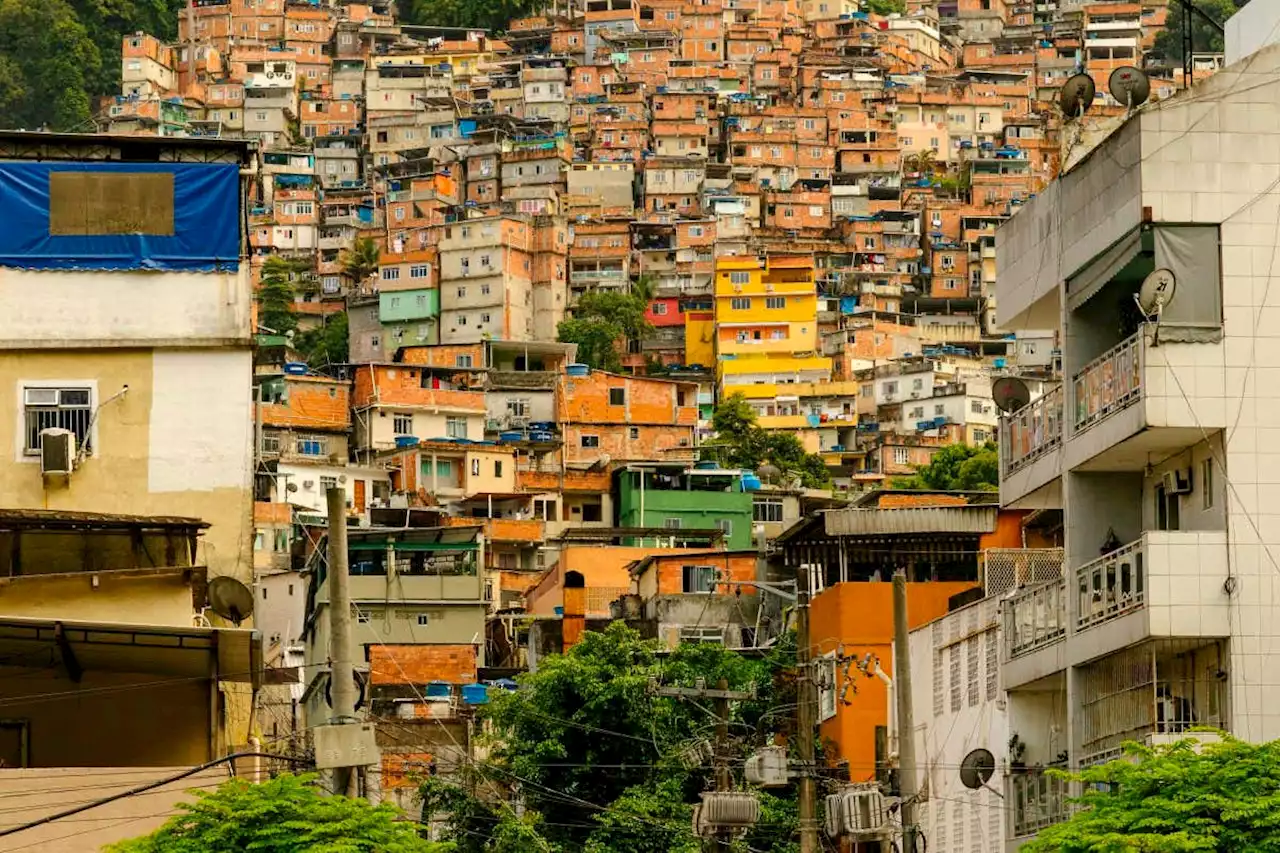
<box><xmin>1162</xmin><ymin>468</ymin><xmax>1192</xmax><ymax>495</ymax></box>
<box><xmin>40</xmin><ymin>429</ymin><xmax>75</xmax><ymax>477</ymax></box>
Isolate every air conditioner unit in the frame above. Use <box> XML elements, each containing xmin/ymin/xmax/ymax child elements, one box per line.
<box><xmin>40</xmin><ymin>429</ymin><xmax>75</xmax><ymax>477</ymax></box>
<box><xmin>1162</xmin><ymin>468</ymin><xmax>1192</xmax><ymax>495</ymax></box>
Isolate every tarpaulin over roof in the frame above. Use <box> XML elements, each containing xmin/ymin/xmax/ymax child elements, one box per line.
<box><xmin>0</xmin><ymin>162</ymin><xmax>240</xmax><ymax>271</ymax></box>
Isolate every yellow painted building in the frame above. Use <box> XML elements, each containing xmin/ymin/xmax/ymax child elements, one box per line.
<box><xmin>713</xmin><ymin>256</ymin><xmax>832</xmax><ymax>398</ymax></box>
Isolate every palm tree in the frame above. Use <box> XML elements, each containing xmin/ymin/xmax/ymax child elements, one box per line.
<box><xmin>630</xmin><ymin>272</ymin><xmax>657</xmax><ymax>303</ymax></box>
<box><xmin>904</xmin><ymin>148</ymin><xmax>939</xmax><ymax>177</ymax></box>
<box><xmin>340</xmin><ymin>236</ymin><xmax>380</xmax><ymax>285</ymax></box>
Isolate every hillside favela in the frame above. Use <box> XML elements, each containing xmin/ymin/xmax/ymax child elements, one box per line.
<box><xmin>1</xmin><ymin>0</ymin><xmax>1279</xmax><ymax>849</ymax></box>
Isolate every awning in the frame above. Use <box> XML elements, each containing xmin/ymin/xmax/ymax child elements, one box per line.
<box><xmin>0</xmin><ymin>616</ymin><xmax>261</xmax><ymax>689</ymax></box>
<box><xmin>1066</xmin><ymin>227</ymin><xmax>1142</xmax><ymax>313</ymax></box>
<box><xmin>823</xmin><ymin>505</ymin><xmax>998</xmax><ymax>536</ymax></box>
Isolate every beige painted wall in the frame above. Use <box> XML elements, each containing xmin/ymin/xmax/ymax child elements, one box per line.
<box><xmin>0</xmin><ymin>572</ymin><xmax>197</xmax><ymax>625</ymax></box>
<box><xmin>0</xmin><ymin>350</ymin><xmax>254</xmax><ymax>585</ymax></box>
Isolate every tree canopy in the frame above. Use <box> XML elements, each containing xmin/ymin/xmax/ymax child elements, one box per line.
<box><xmin>1024</xmin><ymin>734</ymin><xmax>1280</xmax><ymax>853</ymax></box>
<box><xmin>891</xmin><ymin>442</ymin><xmax>998</xmax><ymax>491</ymax></box>
<box><xmin>341</xmin><ymin>236</ymin><xmax>382</xmax><ymax>287</ymax></box>
<box><xmin>109</xmin><ymin>773</ymin><xmax>444</xmax><ymax>853</ymax></box>
<box><xmin>399</xmin><ymin>0</ymin><xmax>548</xmax><ymax>33</ymax></box>
<box><xmin>557</xmin><ymin>287</ymin><xmax>652</xmax><ymax>373</ymax></box>
<box><xmin>1153</xmin><ymin>0</ymin><xmax>1246</xmax><ymax>63</ymax></box>
<box><xmin>423</xmin><ymin>623</ymin><xmax>802</xmax><ymax>853</ymax></box>
<box><xmin>0</xmin><ymin>0</ymin><xmax>103</xmax><ymax>131</ymax></box>
<box><xmin>707</xmin><ymin>394</ymin><xmax>832</xmax><ymax>489</ymax></box>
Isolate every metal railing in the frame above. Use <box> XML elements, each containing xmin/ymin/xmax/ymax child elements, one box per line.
<box><xmin>1076</xmin><ymin>538</ymin><xmax>1145</xmax><ymax>631</ymax></box>
<box><xmin>1000</xmin><ymin>385</ymin><xmax>1063</xmax><ymax>476</ymax></box>
<box><xmin>1073</xmin><ymin>331</ymin><xmax>1142</xmax><ymax>433</ymax></box>
<box><xmin>1005</xmin><ymin>577</ymin><xmax>1068</xmax><ymax>659</ymax></box>
<box><xmin>1009</xmin><ymin>769</ymin><xmax>1070</xmax><ymax>837</ymax></box>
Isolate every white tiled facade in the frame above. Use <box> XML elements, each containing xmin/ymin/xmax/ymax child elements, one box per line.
<box><xmin>993</xmin><ymin>42</ymin><xmax>1280</xmax><ymax>848</ymax></box>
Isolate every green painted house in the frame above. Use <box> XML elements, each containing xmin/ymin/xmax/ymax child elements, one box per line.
<box><xmin>616</xmin><ymin>464</ymin><xmax>755</xmax><ymax>550</ymax></box>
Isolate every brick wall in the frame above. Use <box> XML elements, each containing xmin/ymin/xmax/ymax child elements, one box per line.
<box><xmin>351</xmin><ymin>365</ymin><xmax>486</xmax><ymax>410</ymax></box>
<box><xmin>651</xmin><ymin>553</ymin><xmax>758</xmax><ymax>596</ymax></box>
<box><xmin>261</xmin><ymin>379</ymin><xmax>350</xmax><ymax>429</ymax></box>
<box><xmin>368</xmin><ymin>644</ymin><xmax>477</xmax><ymax>685</ymax></box>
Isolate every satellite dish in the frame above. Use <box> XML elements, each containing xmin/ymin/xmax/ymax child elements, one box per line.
<box><xmin>992</xmin><ymin>377</ymin><xmax>1032</xmax><ymax>414</ymax></box>
<box><xmin>959</xmin><ymin>748</ymin><xmax>996</xmax><ymax>790</ymax></box>
<box><xmin>1136</xmin><ymin>267</ymin><xmax>1177</xmax><ymax>316</ymax></box>
<box><xmin>1109</xmin><ymin>66</ymin><xmax>1151</xmax><ymax>109</ymax></box>
<box><xmin>286</xmin><ymin>482</ymin><xmax>299</xmax><ymax>493</ymax></box>
<box><xmin>207</xmin><ymin>576</ymin><xmax>255</xmax><ymax>625</ymax></box>
<box><xmin>757</xmin><ymin>463</ymin><xmax>782</xmax><ymax>484</ymax></box>
<box><xmin>1059</xmin><ymin>73</ymin><xmax>1096</xmax><ymax>118</ymax></box>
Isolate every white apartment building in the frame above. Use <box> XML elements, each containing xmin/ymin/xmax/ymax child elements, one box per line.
<box><xmin>993</xmin><ymin>45</ymin><xmax>1280</xmax><ymax>847</ymax></box>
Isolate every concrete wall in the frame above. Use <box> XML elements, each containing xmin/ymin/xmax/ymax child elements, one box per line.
<box><xmin>0</xmin><ymin>572</ymin><xmax>197</xmax><ymax>625</ymax></box>
<box><xmin>0</xmin><ymin>349</ymin><xmax>254</xmax><ymax>584</ymax></box>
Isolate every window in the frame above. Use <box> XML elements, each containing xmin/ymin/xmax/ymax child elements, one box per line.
<box><xmin>934</xmin><ymin>404</ymin><xmax>945</xmax><ymax>416</ymax></box>
<box><xmin>320</xmin><ymin>475</ymin><xmax>338</xmax><ymax>492</ymax></box>
<box><xmin>457</xmin><ymin>286</ymin><xmax>467</xmax><ymax>298</ymax></box>
<box><xmin>436</xmin><ymin>460</ymin><xmax>453</xmax><ymax>477</ymax></box>
<box><xmin>22</xmin><ymin>386</ymin><xmax>92</xmax><ymax>455</ymax></box>
<box><xmin>455</xmin><ymin>355</ymin><xmax>473</xmax><ymax>368</ymax></box>
<box><xmin>730</xmin><ymin>271</ymin><xmax>750</xmax><ymax>285</ymax></box>
<box><xmin>609</xmin><ymin>387</ymin><xmax>626</xmax><ymax>406</ymax></box>
<box><xmin>357</xmin><ymin>611</ymin><xmax>371</xmax><ymax>624</ymax></box>
<box><xmin>1156</xmin><ymin>483</ymin><xmax>1180</xmax><ymax>531</ymax></box>
<box><xmin>417</xmin><ymin>613</ymin><xmax>430</xmax><ymax>626</ymax></box>
<box><xmin>445</xmin><ymin>417</ymin><xmax>468</xmax><ymax>439</ymax></box>
<box><xmin>730</xmin><ymin>297</ymin><xmax>751</xmax><ymax>310</ymax></box>
<box><xmin>716</xmin><ymin>519</ymin><xmax>733</xmax><ymax>537</ymax></box>
<box><xmin>481</xmin><ymin>283</ymin><xmax>491</xmax><ymax>295</ymax></box>
<box><xmin>581</xmin><ymin>435</ymin><xmax>600</xmax><ymax>448</ymax></box>
<box><xmin>817</xmin><ymin>654</ymin><xmax>838</xmax><ymax>722</ymax></box>
<box><xmin>754</xmin><ymin>499</ymin><xmax>784</xmax><ymax>523</ymax></box>
<box><xmin>970</xmin><ymin>399</ymin><xmax>985</xmax><ymax>414</ymax></box>
<box><xmin>653</xmin><ymin>302</ymin><xmax>668</xmax><ymax>315</ymax></box>
<box><xmin>663</xmin><ymin>517</ymin><xmax>683</xmax><ymax>530</ymax></box>
<box><xmin>410</xmin><ymin>264</ymin><xmax>429</xmax><ymax>279</ymax></box>
<box><xmin>893</xmin><ymin>447</ymin><xmax>910</xmax><ymax>466</ymax></box>
<box><xmin>471</xmin><ymin>458</ymin><xmax>481</xmax><ymax>476</ymax></box>
<box><xmin>1202</xmin><ymin>458</ymin><xmax>1214</xmax><ymax>510</ymax></box>
<box><xmin>393</xmin><ymin>413</ymin><xmax>413</xmax><ymax>435</ymax></box>
<box><xmin>911</xmin><ymin>406</ymin><xmax>924</xmax><ymax>419</ymax></box>
<box><xmin>682</xmin><ymin>564</ymin><xmax>716</xmax><ymax>593</ymax></box>
<box><xmin>296</xmin><ymin>435</ymin><xmax>328</xmax><ymax>456</ymax></box>
<box><xmin>912</xmin><ymin>378</ymin><xmax>924</xmax><ymax>390</ymax></box>
<box><xmin>765</xmin><ymin>296</ymin><xmax>785</xmax><ymax>309</ymax></box>
<box><xmin>382</xmin><ymin>267</ymin><xmax>400</xmax><ymax>280</ymax></box>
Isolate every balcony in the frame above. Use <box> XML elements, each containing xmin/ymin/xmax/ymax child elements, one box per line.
<box><xmin>1067</xmin><ymin>327</ymin><xmax>1225</xmax><ymax>471</ymax></box>
<box><xmin>1004</xmin><ymin>577</ymin><xmax>1068</xmax><ymax>659</ymax></box>
<box><xmin>1008</xmin><ymin>769</ymin><xmax>1070</xmax><ymax>839</ymax></box>
<box><xmin>1001</xmin><ymin>385</ymin><xmax>1064</xmax><ymax>475</ymax></box>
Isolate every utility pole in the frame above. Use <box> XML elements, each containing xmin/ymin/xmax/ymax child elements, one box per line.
<box><xmin>650</xmin><ymin>678</ymin><xmax>755</xmax><ymax>851</ymax></box>
<box><xmin>893</xmin><ymin>569</ymin><xmax>919</xmax><ymax>853</ymax></box>
<box><xmin>317</xmin><ymin>484</ymin><xmax>376</xmax><ymax>799</ymax></box>
<box><xmin>795</xmin><ymin>580</ymin><xmax>819</xmax><ymax>853</ymax></box>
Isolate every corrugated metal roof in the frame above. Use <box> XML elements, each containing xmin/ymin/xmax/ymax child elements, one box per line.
<box><xmin>823</xmin><ymin>505</ymin><xmax>998</xmax><ymax>536</ymax></box>
<box><xmin>0</xmin><ymin>509</ymin><xmax>208</xmax><ymax>530</ymax></box>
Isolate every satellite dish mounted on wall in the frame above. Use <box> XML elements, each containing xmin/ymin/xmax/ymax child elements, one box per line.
<box><xmin>1059</xmin><ymin>73</ymin><xmax>1096</xmax><ymax>120</ymax></box>
<box><xmin>1136</xmin><ymin>267</ymin><xmax>1177</xmax><ymax>347</ymax></box>
<box><xmin>207</xmin><ymin>576</ymin><xmax>255</xmax><ymax>626</ymax></box>
<box><xmin>992</xmin><ymin>376</ymin><xmax>1032</xmax><ymax>414</ymax></box>
<box><xmin>959</xmin><ymin>748</ymin><xmax>999</xmax><ymax>793</ymax></box>
<box><xmin>1109</xmin><ymin>66</ymin><xmax>1151</xmax><ymax>110</ymax></box>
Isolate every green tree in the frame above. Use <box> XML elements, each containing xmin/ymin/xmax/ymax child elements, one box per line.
<box><xmin>0</xmin><ymin>0</ymin><xmax>102</xmax><ymax>130</ymax></box>
<box><xmin>108</xmin><ymin>773</ymin><xmax>444</xmax><ymax>853</ymax></box>
<box><xmin>258</xmin><ymin>255</ymin><xmax>311</xmax><ymax>335</ymax></box>
<box><xmin>435</xmin><ymin>623</ymin><xmax>797</xmax><ymax>852</ymax></box>
<box><xmin>1024</xmin><ymin>734</ymin><xmax>1280</xmax><ymax>853</ymax></box>
<box><xmin>892</xmin><ymin>442</ymin><xmax>998</xmax><ymax>491</ymax></box>
<box><xmin>297</xmin><ymin>311</ymin><xmax>350</xmax><ymax>367</ymax></box>
<box><xmin>68</xmin><ymin>0</ymin><xmax>186</xmax><ymax>98</ymax></box>
<box><xmin>557</xmin><ymin>289</ymin><xmax>652</xmax><ymax>372</ymax></box>
<box><xmin>400</xmin><ymin>0</ymin><xmax>548</xmax><ymax>33</ymax></box>
<box><xmin>864</xmin><ymin>0</ymin><xmax>906</xmax><ymax>14</ymax></box>
<box><xmin>341</xmin><ymin>236</ymin><xmax>382</xmax><ymax>287</ymax></box>
<box><xmin>1153</xmin><ymin>0</ymin><xmax>1244</xmax><ymax>63</ymax></box>
<box><xmin>707</xmin><ymin>393</ymin><xmax>832</xmax><ymax>488</ymax></box>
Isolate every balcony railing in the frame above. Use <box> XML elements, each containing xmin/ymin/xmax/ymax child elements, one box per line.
<box><xmin>1076</xmin><ymin>538</ymin><xmax>1144</xmax><ymax>632</ymax></box>
<box><xmin>1005</xmin><ymin>577</ymin><xmax>1068</xmax><ymax>659</ymax></box>
<box><xmin>1000</xmin><ymin>385</ymin><xmax>1063</xmax><ymax>476</ymax></box>
<box><xmin>1073</xmin><ymin>331</ymin><xmax>1142</xmax><ymax>433</ymax></box>
<box><xmin>1009</xmin><ymin>769</ymin><xmax>1070</xmax><ymax>838</ymax></box>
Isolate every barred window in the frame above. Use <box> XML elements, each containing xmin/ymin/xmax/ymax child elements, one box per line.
<box><xmin>948</xmin><ymin>645</ymin><xmax>962</xmax><ymax>713</ymax></box>
<box><xmin>23</xmin><ymin>387</ymin><xmax>92</xmax><ymax>455</ymax></box>
<box><xmin>966</xmin><ymin>636</ymin><xmax>980</xmax><ymax>707</ymax></box>
<box><xmin>985</xmin><ymin>630</ymin><xmax>999</xmax><ymax>700</ymax></box>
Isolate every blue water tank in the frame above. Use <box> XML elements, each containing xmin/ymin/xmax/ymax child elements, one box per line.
<box><xmin>425</xmin><ymin>681</ymin><xmax>451</xmax><ymax>699</ymax></box>
<box><xmin>565</xmin><ymin>363</ymin><xmax>591</xmax><ymax>377</ymax></box>
<box><xmin>461</xmin><ymin>684</ymin><xmax>489</xmax><ymax>705</ymax></box>
<box><xmin>694</xmin><ymin>461</ymin><xmax>719</xmax><ymax>470</ymax></box>
<box><xmin>283</xmin><ymin>362</ymin><xmax>309</xmax><ymax>375</ymax></box>
<box><xmin>499</xmin><ymin>431</ymin><xmax>524</xmax><ymax>442</ymax></box>
<box><xmin>553</xmin><ymin>605</ymin><xmax>564</xmax><ymax>616</ymax></box>
<box><xmin>741</xmin><ymin>473</ymin><xmax>762</xmax><ymax>491</ymax></box>
<box><xmin>395</xmin><ymin>435</ymin><xmax>420</xmax><ymax>448</ymax></box>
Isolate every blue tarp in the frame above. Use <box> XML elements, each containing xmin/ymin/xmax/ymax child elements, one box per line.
<box><xmin>0</xmin><ymin>162</ymin><xmax>240</xmax><ymax>271</ymax></box>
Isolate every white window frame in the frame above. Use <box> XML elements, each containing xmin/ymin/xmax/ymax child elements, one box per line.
<box><xmin>817</xmin><ymin>653</ymin><xmax>838</xmax><ymax>722</ymax></box>
<box><xmin>17</xmin><ymin>380</ymin><xmax>97</xmax><ymax>462</ymax></box>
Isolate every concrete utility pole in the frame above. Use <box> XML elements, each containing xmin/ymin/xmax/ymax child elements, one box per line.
<box><xmin>795</xmin><ymin>581</ymin><xmax>819</xmax><ymax>853</ymax></box>
<box><xmin>324</xmin><ymin>486</ymin><xmax>363</xmax><ymax>797</ymax></box>
<box><xmin>893</xmin><ymin>569</ymin><xmax>919</xmax><ymax>853</ymax></box>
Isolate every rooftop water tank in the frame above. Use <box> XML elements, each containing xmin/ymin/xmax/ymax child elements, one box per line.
<box><xmin>283</xmin><ymin>362</ymin><xmax>309</xmax><ymax>375</ymax></box>
<box><xmin>566</xmin><ymin>363</ymin><xmax>591</xmax><ymax>377</ymax></box>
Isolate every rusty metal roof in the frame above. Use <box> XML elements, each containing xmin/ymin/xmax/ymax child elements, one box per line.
<box><xmin>0</xmin><ymin>509</ymin><xmax>209</xmax><ymax>531</ymax></box>
<box><xmin>823</xmin><ymin>505</ymin><xmax>998</xmax><ymax>537</ymax></box>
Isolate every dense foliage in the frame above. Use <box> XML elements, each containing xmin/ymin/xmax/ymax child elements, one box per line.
<box><xmin>422</xmin><ymin>623</ymin><xmax>802</xmax><ymax>853</ymax></box>
<box><xmin>1024</xmin><ymin>734</ymin><xmax>1280</xmax><ymax>853</ymax></box>
<box><xmin>557</xmin><ymin>286</ymin><xmax>652</xmax><ymax>373</ymax></box>
<box><xmin>892</xmin><ymin>441</ymin><xmax>998</xmax><ymax>491</ymax></box>
<box><xmin>109</xmin><ymin>773</ymin><xmax>443</xmax><ymax>853</ymax></box>
<box><xmin>1153</xmin><ymin>0</ymin><xmax>1247</xmax><ymax>63</ymax></box>
<box><xmin>400</xmin><ymin>0</ymin><xmax>548</xmax><ymax>34</ymax></box>
<box><xmin>0</xmin><ymin>0</ymin><xmax>191</xmax><ymax>131</ymax></box>
<box><xmin>708</xmin><ymin>393</ymin><xmax>832</xmax><ymax>488</ymax></box>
